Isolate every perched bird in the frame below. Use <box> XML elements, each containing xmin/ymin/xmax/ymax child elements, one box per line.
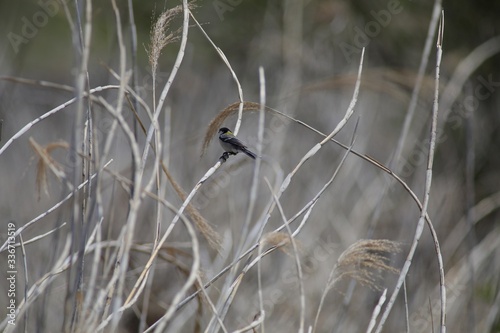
<box><xmin>218</xmin><ymin>127</ymin><xmax>257</xmax><ymax>159</ymax></box>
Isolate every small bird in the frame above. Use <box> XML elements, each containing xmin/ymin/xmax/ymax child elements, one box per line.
<box><xmin>218</xmin><ymin>127</ymin><xmax>257</xmax><ymax>159</ymax></box>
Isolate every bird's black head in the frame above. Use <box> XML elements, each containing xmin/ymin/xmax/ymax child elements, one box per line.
<box><xmin>218</xmin><ymin>127</ymin><xmax>231</xmax><ymax>134</ymax></box>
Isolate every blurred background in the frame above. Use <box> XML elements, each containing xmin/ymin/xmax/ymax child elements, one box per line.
<box><xmin>1</xmin><ymin>0</ymin><xmax>499</xmax><ymax>332</ymax></box>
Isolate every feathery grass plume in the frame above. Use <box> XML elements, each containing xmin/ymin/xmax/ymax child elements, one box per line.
<box><xmin>330</xmin><ymin>239</ymin><xmax>401</xmax><ymax>291</ymax></box>
<box><xmin>29</xmin><ymin>138</ymin><xmax>69</xmax><ymax>200</ymax></box>
<box><xmin>201</xmin><ymin>101</ymin><xmax>263</xmax><ymax>156</ymax></box>
<box><xmin>260</xmin><ymin>231</ymin><xmax>295</xmax><ymax>256</ymax></box>
<box><xmin>146</xmin><ymin>5</ymin><xmax>182</xmax><ymax>75</ymax></box>
<box><xmin>313</xmin><ymin>239</ymin><xmax>401</xmax><ymax>331</ymax></box>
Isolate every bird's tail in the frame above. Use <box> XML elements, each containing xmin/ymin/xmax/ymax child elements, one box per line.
<box><xmin>243</xmin><ymin>148</ymin><xmax>257</xmax><ymax>159</ymax></box>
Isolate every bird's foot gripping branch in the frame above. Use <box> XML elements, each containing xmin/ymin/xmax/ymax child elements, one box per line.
<box><xmin>219</xmin><ymin>151</ymin><xmax>237</xmax><ymax>163</ymax></box>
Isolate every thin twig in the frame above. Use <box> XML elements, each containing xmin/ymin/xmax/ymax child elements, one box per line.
<box><xmin>464</xmin><ymin>82</ymin><xmax>477</xmax><ymax>332</ymax></box>
<box><xmin>19</xmin><ymin>234</ymin><xmax>29</xmax><ymax>333</ymax></box>
<box><xmin>126</xmin><ymin>0</ymin><xmax>139</xmax><ymax>139</ymax></box>
<box><xmin>239</xmin><ymin>66</ymin><xmax>266</xmax><ymax>265</ymax></box>
<box><xmin>392</xmin><ymin>0</ymin><xmax>442</xmax><ymax>169</ymax></box>
<box><xmin>196</xmin><ymin>276</ymin><xmax>229</xmax><ymax>333</ymax></box>
<box><xmin>374</xmin><ymin>11</ymin><xmax>446</xmax><ymax>333</ymax></box>
<box><xmin>9</xmin><ymin>223</ymin><xmax>67</xmax><ymax>249</ymax></box>
<box><xmin>67</xmin><ymin>0</ymin><xmax>93</xmax><ymax>327</ymax></box>
<box><xmin>257</xmin><ymin>67</ymin><xmax>267</xmax><ymax>333</ymax></box>
<box><xmin>366</xmin><ymin>289</ymin><xmax>387</xmax><ymax>333</ymax></box>
<box><xmin>81</xmin><ymin>217</ymin><xmax>104</xmax><ymax>328</ymax></box>
<box><xmin>232</xmin><ymin>313</ymin><xmax>265</xmax><ymax>333</ymax></box>
<box><xmin>404</xmin><ymin>280</ymin><xmax>410</xmax><ymax>333</ymax></box>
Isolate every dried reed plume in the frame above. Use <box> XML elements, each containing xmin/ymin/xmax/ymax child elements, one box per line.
<box><xmin>29</xmin><ymin>137</ymin><xmax>69</xmax><ymax>200</ymax></box>
<box><xmin>260</xmin><ymin>231</ymin><xmax>297</xmax><ymax>256</ymax></box>
<box><xmin>201</xmin><ymin>101</ymin><xmax>264</xmax><ymax>156</ymax></box>
<box><xmin>146</xmin><ymin>5</ymin><xmax>183</xmax><ymax>74</ymax></box>
<box><xmin>330</xmin><ymin>239</ymin><xmax>401</xmax><ymax>290</ymax></box>
<box><xmin>313</xmin><ymin>239</ymin><xmax>400</xmax><ymax>332</ymax></box>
